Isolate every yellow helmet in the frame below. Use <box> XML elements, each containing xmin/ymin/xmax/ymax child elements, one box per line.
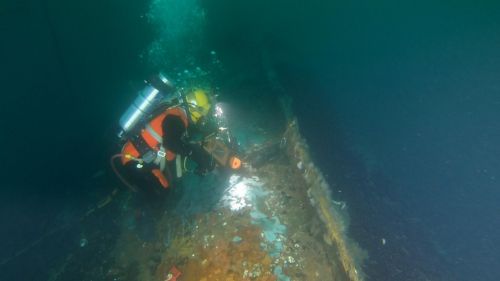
<box><xmin>185</xmin><ymin>89</ymin><xmax>211</xmax><ymax>124</ymax></box>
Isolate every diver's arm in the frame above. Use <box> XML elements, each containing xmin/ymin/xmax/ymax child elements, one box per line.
<box><xmin>188</xmin><ymin>144</ymin><xmax>215</xmax><ymax>174</ymax></box>
<box><xmin>162</xmin><ymin>115</ymin><xmax>190</xmax><ymax>155</ymax></box>
<box><xmin>162</xmin><ymin>115</ymin><xmax>215</xmax><ymax>173</ymax></box>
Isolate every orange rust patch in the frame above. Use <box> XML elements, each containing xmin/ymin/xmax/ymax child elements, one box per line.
<box><xmin>156</xmin><ymin>221</ymin><xmax>277</xmax><ymax>281</ymax></box>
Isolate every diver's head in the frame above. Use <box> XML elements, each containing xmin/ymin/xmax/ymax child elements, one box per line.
<box><xmin>185</xmin><ymin>89</ymin><xmax>212</xmax><ymax>124</ymax></box>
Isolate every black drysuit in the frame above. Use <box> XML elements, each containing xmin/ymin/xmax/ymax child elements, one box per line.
<box><xmin>161</xmin><ymin>114</ymin><xmax>214</xmax><ymax>173</ymax></box>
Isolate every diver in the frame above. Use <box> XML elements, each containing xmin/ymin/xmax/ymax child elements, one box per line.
<box><xmin>111</xmin><ymin>73</ymin><xmax>241</xmax><ymax>193</ymax></box>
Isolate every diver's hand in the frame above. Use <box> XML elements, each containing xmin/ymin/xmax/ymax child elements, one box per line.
<box><xmin>195</xmin><ymin>166</ymin><xmax>209</xmax><ymax>176</ymax></box>
<box><xmin>189</xmin><ymin>144</ymin><xmax>215</xmax><ymax>176</ymax></box>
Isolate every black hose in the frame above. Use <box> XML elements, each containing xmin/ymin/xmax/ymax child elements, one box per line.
<box><xmin>110</xmin><ymin>154</ymin><xmax>138</xmax><ymax>192</ymax></box>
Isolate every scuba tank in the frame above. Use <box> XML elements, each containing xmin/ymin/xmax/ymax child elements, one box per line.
<box><xmin>118</xmin><ymin>73</ymin><xmax>177</xmax><ymax>139</ymax></box>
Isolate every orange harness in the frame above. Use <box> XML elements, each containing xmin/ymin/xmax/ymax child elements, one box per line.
<box><xmin>120</xmin><ymin>107</ymin><xmax>189</xmax><ymax>188</ymax></box>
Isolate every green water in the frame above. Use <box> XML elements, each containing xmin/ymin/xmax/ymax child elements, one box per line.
<box><xmin>2</xmin><ymin>0</ymin><xmax>500</xmax><ymax>280</ymax></box>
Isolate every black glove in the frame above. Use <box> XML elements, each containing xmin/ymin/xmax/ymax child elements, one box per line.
<box><xmin>189</xmin><ymin>145</ymin><xmax>215</xmax><ymax>175</ymax></box>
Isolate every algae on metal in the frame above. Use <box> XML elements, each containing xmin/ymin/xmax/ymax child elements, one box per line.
<box><xmin>282</xmin><ymin>114</ymin><xmax>367</xmax><ymax>281</ymax></box>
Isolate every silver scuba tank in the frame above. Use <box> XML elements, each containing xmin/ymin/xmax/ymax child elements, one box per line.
<box><xmin>118</xmin><ymin>73</ymin><xmax>176</xmax><ymax>138</ymax></box>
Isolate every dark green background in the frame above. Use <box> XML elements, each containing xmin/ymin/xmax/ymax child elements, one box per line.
<box><xmin>1</xmin><ymin>0</ymin><xmax>499</xmax><ymax>280</ymax></box>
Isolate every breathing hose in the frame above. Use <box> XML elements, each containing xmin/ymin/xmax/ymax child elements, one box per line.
<box><xmin>110</xmin><ymin>154</ymin><xmax>138</xmax><ymax>192</ymax></box>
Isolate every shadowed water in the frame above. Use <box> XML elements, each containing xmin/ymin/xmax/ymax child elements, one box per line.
<box><xmin>1</xmin><ymin>0</ymin><xmax>500</xmax><ymax>280</ymax></box>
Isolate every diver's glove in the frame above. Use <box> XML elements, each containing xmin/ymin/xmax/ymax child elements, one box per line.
<box><xmin>190</xmin><ymin>145</ymin><xmax>215</xmax><ymax>176</ymax></box>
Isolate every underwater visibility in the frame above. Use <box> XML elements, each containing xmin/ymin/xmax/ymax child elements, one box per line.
<box><xmin>1</xmin><ymin>0</ymin><xmax>500</xmax><ymax>281</ymax></box>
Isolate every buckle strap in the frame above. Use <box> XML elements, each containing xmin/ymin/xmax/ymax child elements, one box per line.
<box><xmin>146</xmin><ymin>124</ymin><xmax>163</xmax><ymax>144</ymax></box>
<box><xmin>157</xmin><ymin>150</ymin><xmax>166</xmax><ymax>158</ymax></box>
<box><xmin>154</xmin><ymin>146</ymin><xmax>167</xmax><ymax>173</ymax></box>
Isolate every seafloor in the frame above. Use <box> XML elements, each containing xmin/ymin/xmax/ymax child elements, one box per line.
<box><xmin>49</xmin><ymin>95</ymin><xmax>365</xmax><ymax>281</ymax></box>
